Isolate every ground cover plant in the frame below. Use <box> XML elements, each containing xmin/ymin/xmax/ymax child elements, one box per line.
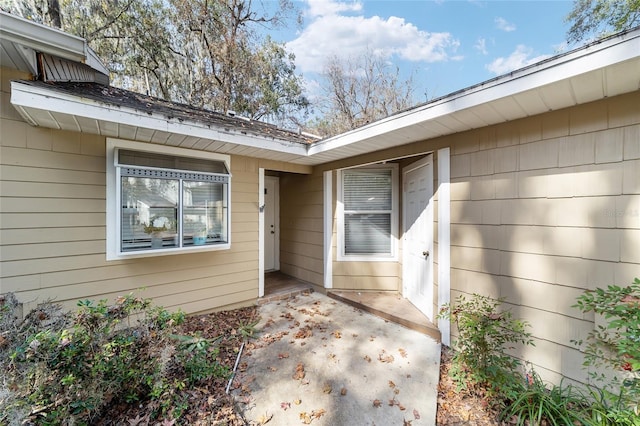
<box><xmin>0</xmin><ymin>293</ymin><xmax>256</xmax><ymax>425</ymax></box>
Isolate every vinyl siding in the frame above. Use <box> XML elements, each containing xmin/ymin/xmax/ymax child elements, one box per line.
<box><xmin>446</xmin><ymin>90</ymin><xmax>640</xmax><ymax>384</ymax></box>
<box><xmin>0</xmin><ymin>67</ymin><xmax>263</xmax><ymax>315</ymax></box>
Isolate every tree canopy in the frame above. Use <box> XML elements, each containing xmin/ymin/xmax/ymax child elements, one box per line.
<box><xmin>1</xmin><ymin>0</ymin><xmax>309</xmax><ymax>126</ymax></box>
<box><xmin>308</xmin><ymin>52</ymin><xmax>420</xmax><ymax>137</ymax></box>
<box><xmin>566</xmin><ymin>0</ymin><xmax>640</xmax><ymax>44</ymax></box>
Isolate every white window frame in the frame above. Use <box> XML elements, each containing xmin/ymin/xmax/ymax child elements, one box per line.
<box><xmin>336</xmin><ymin>163</ymin><xmax>399</xmax><ymax>262</ymax></box>
<box><xmin>106</xmin><ymin>138</ymin><xmax>231</xmax><ymax>260</ymax></box>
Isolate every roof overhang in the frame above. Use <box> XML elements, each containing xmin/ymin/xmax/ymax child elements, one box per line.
<box><xmin>9</xmin><ymin>27</ymin><xmax>640</xmax><ymax>166</ymax></box>
<box><xmin>0</xmin><ymin>11</ymin><xmax>86</xmax><ymax>74</ymax></box>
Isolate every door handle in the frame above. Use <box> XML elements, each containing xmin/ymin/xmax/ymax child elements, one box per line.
<box><xmin>422</xmin><ymin>250</ymin><xmax>429</xmax><ymax>257</ymax></box>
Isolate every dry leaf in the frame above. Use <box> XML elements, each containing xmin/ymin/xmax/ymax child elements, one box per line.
<box><xmin>333</xmin><ymin>330</ymin><xmax>342</xmax><ymax>339</ymax></box>
<box><xmin>378</xmin><ymin>352</ymin><xmax>395</xmax><ymax>363</ymax></box>
<box><xmin>389</xmin><ymin>380</ymin><xmax>396</xmax><ymax>388</ymax></box>
<box><xmin>293</xmin><ymin>363</ymin><xmax>305</xmax><ymax>380</ymax></box>
<box><xmin>280</xmin><ymin>402</ymin><xmax>291</xmax><ymax>411</ymax></box>
<box><xmin>399</xmin><ymin>348</ymin><xmax>408</xmax><ymax>358</ymax></box>
<box><xmin>257</xmin><ymin>413</ymin><xmax>273</xmax><ymax>425</ymax></box>
<box><xmin>340</xmin><ymin>387</ymin><xmax>347</xmax><ymax>396</ymax></box>
<box><xmin>373</xmin><ymin>399</ymin><xmax>382</xmax><ymax>407</ymax></box>
<box><xmin>311</xmin><ymin>409</ymin><xmax>326</xmax><ymax>419</ymax></box>
<box><xmin>398</xmin><ymin>402</ymin><xmax>406</xmax><ymax>410</ymax></box>
<box><xmin>403</xmin><ymin>420</ymin><xmax>413</xmax><ymax>426</ymax></box>
<box><xmin>278</xmin><ymin>352</ymin><xmax>290</xmax><ymax>359</ymax></box>
<box><xmin>294</xmin><ymin>399</ymin><xmax>302</xmax><ymax>405</ymax></box>
<box><xmin>413</xmin><ymin>409</ymin><xmax>420</xmax><ymax>419</ymax></box>
<box><xmin>364</xmin><ymin>355</ymin><xmax>372</xmax><ymax>363</ymax></box>
<box><xmin>299</xmin><ymin>412</ymin><xmax>312</xmax><ymax>424</ymax></box>
<box><xmin>322</xmin><ymin>383</ymin><xmax>332</xmax><ymax>394</ymax></box>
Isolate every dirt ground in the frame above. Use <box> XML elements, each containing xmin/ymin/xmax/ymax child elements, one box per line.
<box><xmin>97</xmin><ymin>303</ymin><xmax>500</xmax><ymax>425</ymax></box>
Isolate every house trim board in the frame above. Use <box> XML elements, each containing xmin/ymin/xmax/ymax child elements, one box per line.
<box><xmin>323</xmin><ymin>170</ymin><xmax>333</xmax><ymax>289</ymax></box>
<box><xmin>258</xmin><ymin>168</ymin><xmax>265</xmax><ymax>297</ymax></box>
<box><xmin>437</xmin><ymin>147</ymin><xmax>451</xmax><ymax>346</ymax></box>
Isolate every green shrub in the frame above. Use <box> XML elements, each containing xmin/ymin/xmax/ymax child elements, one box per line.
<box><xmin>0</xmin><ymin>292</ymin><xmax>228</xmax><ymax>425</ymax></box>
<box><xmin>573</xmin><ymin>278</ymin><xmax>640</xmax><ymax>423</ymax></box>
<box><xmin>438</xmin><ymin>293</ymin><xmax>534</xmax><ymax>399</ymax></box>
<box><xmin>500</xmin><ymin>368</ymin><xmax>591</xmax><ymax>425</ymax></box>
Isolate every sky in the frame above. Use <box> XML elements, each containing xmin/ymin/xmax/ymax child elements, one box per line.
<box><xmin>266</xmin><ymin>0</ymin><xmax>576</xmax><ymax>103</ymax></box>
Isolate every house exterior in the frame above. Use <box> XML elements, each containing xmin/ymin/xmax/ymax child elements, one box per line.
<box><xmin>1</xmin><ymin>12</ymin><xmax>639</xmax><ymax>385</ymax></box>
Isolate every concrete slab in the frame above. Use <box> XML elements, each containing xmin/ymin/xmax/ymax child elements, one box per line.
<box><xmin>233</xmin><ymin>292</ymin><xmax>441</xmax><ymax>425</ymax></box>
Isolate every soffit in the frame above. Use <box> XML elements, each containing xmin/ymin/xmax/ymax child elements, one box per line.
<box><xmin>9</xmin><ymin>28</ymin><xmax>640</xmax><ymax>166</ymax></box>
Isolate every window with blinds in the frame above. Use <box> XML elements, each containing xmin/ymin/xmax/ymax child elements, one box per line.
<box><xmin>106</xmin><ymin>139</ymin><xmax>231</xmax><ymax>260</ymax></box>
<box><xmin>338</xmin><ymin>165</ymin><xmax>398</xmax><ymax>259</ymax></box>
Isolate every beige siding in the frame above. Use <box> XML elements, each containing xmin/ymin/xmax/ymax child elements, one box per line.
<box><xmin>0</xmin><ymin>67</ymin><xmax>262</xmax><ymax>315</ymax></box>
<box><xmin>316</xmin><ymin>90</ymin><xmax>639</xmax><ymax>384</ymax></box>
<box><xmin>445</xmin><ymin>90</ymin><xmax>640</xmax><ymax>384</ymax></box>
<box><xmin>279</xmin><ymin>172</ymin><xmax>325</xmax><ymax>286</ymax></box>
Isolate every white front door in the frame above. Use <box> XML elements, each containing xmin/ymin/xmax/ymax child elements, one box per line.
<box><xmin>402</xmin><ymin>155</ymin><xmax>434</xmax><ymax>320</ymax></box>
<box><xmin>264</xmin><ymin>176</ymin><xmax>279</xmax><ymax>271</ymax></box>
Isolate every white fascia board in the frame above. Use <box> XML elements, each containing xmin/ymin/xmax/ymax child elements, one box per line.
<box><xmin>309</xmin><ymin>29</ymin><xmax>640</xmax><ymax>157</ymax></box>
<box><xmin>0</xmin><ymin>11</ymin><xmax>86</xmax><ymax>63</ymax></box>
<box><xmin>10</xmin><ymin>81</ymin><xmax>309</xmax><ymax>156</ymax></box>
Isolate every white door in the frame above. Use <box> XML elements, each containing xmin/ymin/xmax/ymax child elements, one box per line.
<box><xmin>264</xmin><ymin>176</ymin><xmax>279</xmax><ymax>271</ymax></box>
<box><xmin>403</xmin><ymin>155</ymin><xmax>434</xmax><ymax>320</ymax></box>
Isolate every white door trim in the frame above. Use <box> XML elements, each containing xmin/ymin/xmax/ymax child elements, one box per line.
<box><xmin>437</xmin><ymin>147</ymin><xmax>451</xmax><ymax>346</ymax></box>
<box><xmin>402</xmin><ymin>154</ymin><xmax>434</xmax><ymax>320</ymax></box>
<box><xmin>323</xmin><ymin>170</ymin><xmax>333</xmax><ymax>289</ymax></box>
<box><xmin>258</xmin><ymin>168</ymin><xmax>265</xmax><ymax>297</ymax></box>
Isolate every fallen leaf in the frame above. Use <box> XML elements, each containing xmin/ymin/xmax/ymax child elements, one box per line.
<box><xmin>293</xmin><ymin>363</ymin><xmax>305</xmax><ymax>380</ymax></box>
<box><xmin>269</xmin><ymin>366</ymin><xmax>277</xmax><ymax>372</ymax></box>
<box><xmin>257</xmin><ymin>413</ymin><xmax>273</xmax><ymax>425</ymax></box>
<box><xmin>299</xmin><ymin>412</ymin><xmax>312</xmax><ymax>424</ymax></box>
<box><xmin>399</xmin><ymin>348</ymin><xmax>408</xmax><ymax>358</ymax></box>
<box><xmin>280</xmin><ymin>402</ymin><xmax>291</xmax><ymax>411</ymax></box>
<box><xmin>403</xmin><ymin>420</ymin><xmax>413</xmax><ymax>426</ymax></box>
<box><xmin>388</xmin><ymin>380</ymin><xmax>396</xmax><ymax>388</ymax></box>
<box><xmin>340</xmin><ymin>387</ymin><xmax>347</xmax><ymax>396</ymax></box>
<box><xmin>364</xmin><ymin>355</ymin><xmax>372</xmax><ymax>363</ymax></box>
<box><xmin>398</xmin><ymin>402</ymin><xmax>406</xmax><ymax>410</ymax></box>
<box><xmin>311</xmin><ymin>409</ymin><xmax>326</xmax><ymax>419</ymax></box>
<box><xmin>378</xmin><ymin>352</ymin><xmax>395</xmax><ymax>363</ymax></box>
<box><xmin>278</xmin><ymin>352</ymin><xmax>290</xmax><ymax>359</ymax></box>
<box><xmin>294</xmin><ymin>399</ymin><xmax>302</xmax><ymax>405</ymax></box>
<box><xmin>322</xmin><ymin>383</ymin><xmax>332</xmax><ymax>394</ymax></box>
<box><xmin>413</xmin><ymin>409</ymin><xmax>420</xmax><ymax>419</ymax></box>
<box><xmin>333</xmin><ymin>330</ymin><xmax>342</xmax><ymax>339</ymax></box>
<box><xmin>373</xmin><ymin>399</ymin><xmax>382</xmax><ymax>407</ymax></box>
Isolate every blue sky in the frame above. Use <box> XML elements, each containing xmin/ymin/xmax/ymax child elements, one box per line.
<box><xmin>267</xmin><ymin>0</ymin><xmax>575</xmax><ymax>103</ymax></box>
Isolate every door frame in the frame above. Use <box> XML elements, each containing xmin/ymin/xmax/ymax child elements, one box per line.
<box><xmin>402</xmin><ymin>154</ymin><xmax>435</xmax><ymax>321</ymax></box>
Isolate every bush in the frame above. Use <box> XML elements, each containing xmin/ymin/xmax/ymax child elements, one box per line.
<box><xmin>573</xmin><ymin>278</ymin><xmax>640</xmax><ymax>423</ymax></box>
<box><xmin>0</xmin><ymin>293</ymin><xmax>229</xmax><ymax>425</ymax></box>
<box><xmin>438</xmin><ymin>293</ymin><xmax>534</xmax><ymax>399</ymax></box>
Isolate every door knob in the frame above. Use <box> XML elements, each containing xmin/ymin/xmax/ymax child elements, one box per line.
<box><xmin>422</xmin><ymin>250</ymin><xmax>429</xmax><ymax>257</ymax></box>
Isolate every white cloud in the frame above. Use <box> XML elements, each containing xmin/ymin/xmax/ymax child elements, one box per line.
<box><xmin>306</xmin><ymin>0</ymin><xmax>363</xmax><ymax>18</ymax></box>
<box><xmin>287</xmin><ymin>1</ymin><xmax>461</xmax><ymax>73</ymax></box>
<box><xmin>495</xmin><ymin>17</ymin><xmax>516</xmax><ymax>32</ymax></box>
<box><xmin>486</xmin><ymin>45</ymin><xmax>550</xmax><ymax>75</ymax></box>
<box><xmin>474</xmin><ymin>38</ymin><xmax>488</xmax><ymax>55</ymax></box>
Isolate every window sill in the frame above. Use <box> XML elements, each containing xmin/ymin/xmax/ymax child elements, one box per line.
<box><xmin>106</xmin><ymin>243</ymin><xmax>231</xmax><ymax>261</ymax></box>
<box><xmin>337</xmin><ymin>254</ymin><xmax>398</xmax><ymax>262</ymax></box>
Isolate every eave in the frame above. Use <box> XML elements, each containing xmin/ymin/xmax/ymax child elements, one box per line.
<box><xmin>9</xmin><ymin>27</ymin><xmax>640</xmax><ymax>166</ymax></box>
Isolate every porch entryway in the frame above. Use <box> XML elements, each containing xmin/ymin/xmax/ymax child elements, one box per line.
<box><xmin>260</xmin><ymin>272</ymin><xmax>440</xmax><ymax>341</ymax></box>
<box><xmin>260</xmin><ymin>271</ymin><xmax>314</xmax><ymax>303</ymax></box>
